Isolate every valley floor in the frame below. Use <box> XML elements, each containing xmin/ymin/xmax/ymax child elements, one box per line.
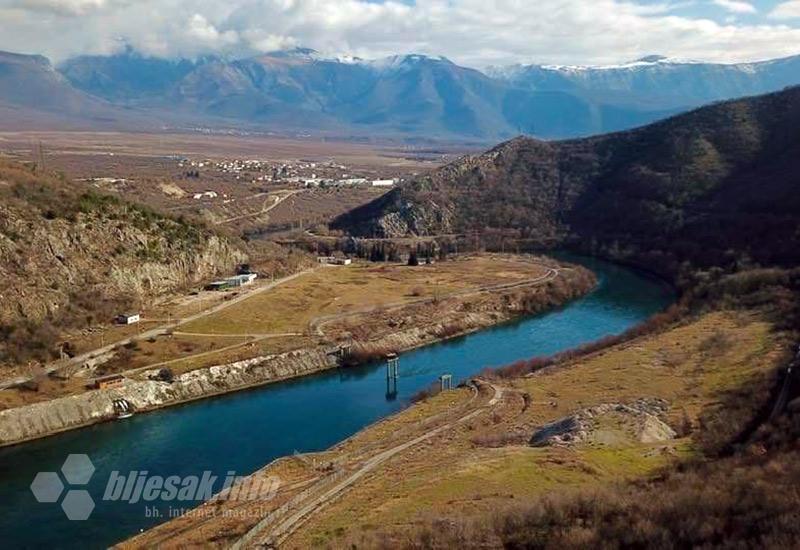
<box><xmin>121</xmin><ymin>308</ymin><xmax>789</xmax><ymax>548</ymax></box>
<box><xmin>0</xmin><ymin>254</ymin><xmax>594</xmax><ymax>446</ymax></box>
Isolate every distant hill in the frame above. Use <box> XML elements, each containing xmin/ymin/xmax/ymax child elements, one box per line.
<box><xmin>3</xmin><ymin>48</ymin><xmax>800</xmax><ymax>140</ymax></box>
<box><xmin>334</xmin><ymin>86</ymin><xmax>800</xmax><ymax>275</ymax></box>
<box><xmin>59</xmin><ymin>47</ymin><xmax>202</xmax><ymax>103</ymax></box>
<box><xmin>0</xmin><ymin>51</ymin><xmax>145</xmax><ymax>129</ymax></box>
<box><xmin>58</xmin><ymin>48</ymin><xmax>671</xmax><ymax>140</ymax></box>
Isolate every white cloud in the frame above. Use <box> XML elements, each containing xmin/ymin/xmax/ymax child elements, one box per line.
<box><xmin>10</xmin><ymin>0</ymin><xmax>128</xmax><ymax>16</ymax></box>
<box><xmin>186</xmin><ymin>13</ymin><xmax>239</xmax><ymax>47</ymax></box>
<box><xmin>770</xmin><ymin>1</ymin><xmax>800</xmax><ymax>19</ymax></box>
<box><xmin>712</xmin><ymin>0</ymin><xmax>756</xmax><ymax>14</ymax></box>
<box><xmin>0</xmin><ymin>0</ymin><xmax>799</xmax><ymax>66</ymax></box>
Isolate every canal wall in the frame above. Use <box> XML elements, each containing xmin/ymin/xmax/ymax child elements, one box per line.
<box><xmin>0</xmin><ymin>348</ymin><xmax>337</xmax><ymax>447</ymax></box>
<box><xmin>0</xmin><ymin>312</ymin><xmax>505</xmax><ymax>447</ymax></box>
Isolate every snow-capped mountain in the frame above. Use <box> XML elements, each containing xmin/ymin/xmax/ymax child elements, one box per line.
<box><xmin>3</xmin><ymin>47</ymin><xmax>800</xmax><ymax>140</ymax></box>
<box><xmin>486</xmin><ymin>54</ymin><xmax>800</xmax><ymax>110</ymax></box>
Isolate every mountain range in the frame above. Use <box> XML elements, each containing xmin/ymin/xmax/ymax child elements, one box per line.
<box><xmin>487</xmin><ymin>54</ymin><xmax>800</xmax><ymax>110</ymax></box>
<box><xmin>2</xmin><ymin>47</ymin><xmax>800</xmax><ymax>141</ymax></box>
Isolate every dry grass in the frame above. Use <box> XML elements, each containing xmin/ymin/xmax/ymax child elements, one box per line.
<box><xmin>179</xmin><ymin>256</ymin><xmax>548</xmax><ymax>336</ymax></box>
<box><xmin>145</xmin><ymin>335</ymin><xmax>314</xmax><ymax>377</ymax></box>
<box><xmin>265</xmin><ymin>187</ymin><xmax>390</xmax><ymax>229</ymax></box>
<box><xmin>280</xmin><ymin>310</ymin><xmax>787</xmax><ymax>548</ymax></box>
<box><xmin>0</xmin><ymin>376</ymin><xmax>89</xmax><ymax>409</ymax></box>
<box><xmin>123</xmin><ymin>388</ymin><xmax>476</xmax><ymax>549</ymax></box>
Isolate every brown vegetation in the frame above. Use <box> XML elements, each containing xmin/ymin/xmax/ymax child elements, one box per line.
<box><xmin>355</xmin><ymin>391</ymin><xmax>800</xmax><ymax>550</ymax></box>
<box><xmin>336</xmin><ymin>267</ymin><xmax>800</xmax><ymax>549</ymax></box>
<box><xmin>0</xmin><ymin>159</ymin><xmax>309</xmax><ymax>372</ymax></box>
<box><xmin>488</xmin><ymin>303</ymin><xmax>687</xmax><ymax>380</ymax></box>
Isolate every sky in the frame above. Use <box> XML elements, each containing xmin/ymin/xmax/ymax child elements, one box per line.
<box><xmin>2</xmin><ymin>0</ymin><xmax>800</xmax><ymax>67</ymax></box>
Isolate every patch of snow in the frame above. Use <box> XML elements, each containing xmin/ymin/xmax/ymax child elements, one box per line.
<box><xmin>367</xmin><ymin>53</ymin><xmax>451</xmax><ymax>72</ymax></box>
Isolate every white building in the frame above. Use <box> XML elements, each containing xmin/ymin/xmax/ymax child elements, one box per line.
<box><xmin>116</xmin><ymin>313</ymin><xmax>140</xmax><ymax>325</ymax></box>
<box><xmin>226</xmin><ymin>273</ymin><xmax>258</xmax><ymax>287</ymax></box>
<box><xmin>317</xmin><ymin>256</ymin><xmax>352</xmax><ymax>266</ymax></box>
<box><xmin>193</xmin><ymin>191</ymin><xmax>218</xmax><ymax>200</ymax></box>
<box><xmin>336</xmin><ymin>178</ymin><xmax>368</xmax><ymax>186</ymax></box>
<box><xmin>372</xmin><ymin>179</ymin><xmax>395</xmax><ymax>187</ymax></box>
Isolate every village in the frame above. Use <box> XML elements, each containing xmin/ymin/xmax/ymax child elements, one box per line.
<box><xmin>177</xmin><ymin>156</ymin><xmax>400</xmax><ymax>193</ymax></box>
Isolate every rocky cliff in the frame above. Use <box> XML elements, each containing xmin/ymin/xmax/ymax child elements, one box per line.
<box><xmin>0</xmin><ymin>160</ymin><xmax>247</xmax><ymax>364</ymax></box>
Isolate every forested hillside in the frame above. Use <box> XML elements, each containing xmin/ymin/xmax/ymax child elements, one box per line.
<box><xmin>335</xmin><ymin>86</ymin><xmax>800</xmax><ymax>277</ymax></box>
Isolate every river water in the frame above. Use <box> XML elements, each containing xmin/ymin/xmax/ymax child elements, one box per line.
<box><xmin>0</xmin><ymin>256</ymin><xmax>673</xmax><ymax>548</ymax></box>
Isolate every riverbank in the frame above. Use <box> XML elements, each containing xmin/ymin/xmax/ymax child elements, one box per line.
<box><xmin>0</xmin><ymin>256</ymin><xmax>596</xmax><ymax>447</ymax></box>
<box><xmin>123</xmin><ymin>308</ymin><xmax>788</xmax><ymax>548</ymax></box>
<box><xmin>0</xmin><ymin>256</ymin><xmax>671</xmax><ymax>549</ymax></box>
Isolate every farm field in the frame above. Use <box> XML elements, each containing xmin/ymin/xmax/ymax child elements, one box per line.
<box><xmin>0</xmin><ymin>131</ymin><xmax>458</xmax><ymax>173</ymax></box>
<box><xmin>0</xmin><ymin>131</ymin><xmax>452</xmax><ymax>236</ymax></box>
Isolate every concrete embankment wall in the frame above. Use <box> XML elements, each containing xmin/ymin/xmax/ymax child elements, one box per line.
<box><xmin>0</xmin><ymin>348</ymin><xmax>337</xmax><ymax>447</ymax></box>
<box><xmin>0</xmin><ymin>312</ymin><xmax>492</xmax><ymax>447</ymax></box>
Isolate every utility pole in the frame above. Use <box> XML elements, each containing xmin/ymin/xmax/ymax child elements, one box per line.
<box><xmin>440</xmin><ymin>374</ymin><xmax>453</xmax><ymax>392</ymax></box>
<box><xmin>386</xmin><ymin>353</ymin><xmax>399</xmax><ymax>399</ymax></box>
<box><xmin>35</xmin><ymin>141</ymin><xmax>46</xmax><ymax>173</ymax></box>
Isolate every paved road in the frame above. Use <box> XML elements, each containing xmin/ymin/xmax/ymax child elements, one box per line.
<box><xmin>98</xmin><ymin>263</ymin><xmax>558</xmax><ymax>385</ymax></box>
<box><xmin>1</xmin><ymin>258</ymin><xmax>560</xmax><ymax>389</ymax></box>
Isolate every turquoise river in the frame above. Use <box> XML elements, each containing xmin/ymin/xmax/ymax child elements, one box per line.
<box><xmin>0</xmin><ymin>256</ymin><xmax>673</xmax><ymax>547</ymax></box>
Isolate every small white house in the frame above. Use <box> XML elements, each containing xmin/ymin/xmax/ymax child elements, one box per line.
<box><xmin>372</xmin><ymin>179</ymin><xmax>395</xmax><ymax>187</ymax></box>
<box><xmin>317</xmin><ymin>256</ymin><xmax>352</xmax><ymax>266</ymax></box>
<box><xmin>116</xmin><ymin>313</ymin><xmax>140</xmax><ymax>325</ymax></box>
<box><xmin>226</xmin><ymin>273</ymin><xmax>258</xmax><ymax>287</ymax></box>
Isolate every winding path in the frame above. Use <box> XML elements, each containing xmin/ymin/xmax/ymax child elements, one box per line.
<box><xmin>215</xmin><ymin>190</ymin><xmax>303</xmax><ymax>225</ymax></box>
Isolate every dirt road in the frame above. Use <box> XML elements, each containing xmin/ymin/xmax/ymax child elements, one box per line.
<box><xmin>0</xmin><ymin>269</ymin><xmax>314</xmax><ymax>389</ymax></box>
<box><xmin>215</xmin><ymin>189</ymin><xmax>303</xmax><ymax>225</ymax></box>
<box><xmin>232</xmin><ymin>382</ymin><xmax>505</xmax><ymax>549</ymax></box>
<box><xmin>309</xmin><ymin>265</ymin><xmax>559</xmax><ymax>337</ymax></box>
